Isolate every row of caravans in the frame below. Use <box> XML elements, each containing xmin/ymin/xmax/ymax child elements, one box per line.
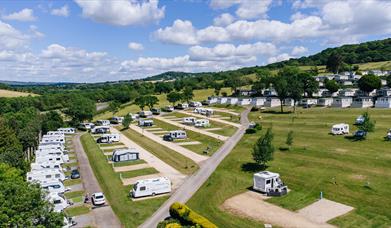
<box><xmin>207</xmin><ymin>96</ymin><xmax>391</xmax><ymax>108</ymax></box>
<box><xmin>28</xmin><ymin>129</ymin><xmax>74</xmax><ymax>215</ymax></box>
<box><xmin>182</xmin><ymin>117</ymin><xmax>210</xmax><ymax>128</ymax></box>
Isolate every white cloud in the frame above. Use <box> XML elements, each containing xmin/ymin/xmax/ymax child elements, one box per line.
<box><xmin>213</xmin><ymin>13</ymin><xmax>234</xmax><ymax>26</ymax></box>
<box><xmin>128</xmin><ymin>42</ymin><xmax>144</xmax><ymax>51</ymax></box>
<box><xmin>2</xmin><ymin>8</ymin><xmax>36</xmax><ymax>22</ymax></box>
<box><xmin>267</xmin><ymin>53</ymin><xmax>292</xmax><ymax>64</ymax></box>
<box><xmin>29</xmin><ymin>25</ymin><xmax>44</xmax><ymax>38</ymax></box>
<box><xmin>210</xmin><ymin>0</ymin><xmax>272</xmax><ymax>19</ymax></box>
<box><xmin>291</xmin><ymin>46</ymin><xmax>308</xmax><ymax>56</ymax></box>
<box><xmin>154</xmin><ymin>19</ymin><xmax>198</xmax><ymax>45</ymax></box>
<box><xmin>322</xmin><ymin>1</ymin><xmax>353</xmax><ymax>26</ymax></box>
<box><xmin>51</xmin><ymin>5</ymin><xmax>69</xmax><ymax>17</ymax></box>
<box><xmin>0</xmin><ymin>20</ymin><xmax>29</xmax><ymax>49</ymax></box>
<box><xmin>74</xmin><ymin>0</ymin><xmax>165</xmax><ymax>26</ymax></box>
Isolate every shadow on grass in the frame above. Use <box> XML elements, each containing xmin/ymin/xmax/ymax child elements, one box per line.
<box><xmin>344</xmin><ymin>135</ymin><xmax>365</xmax><ymax>142</ymax></box>
<box><xmin>261</xmin><ymin>110</ymin><xmax>293</xmax><ymax>114</ymax></box>
<box><xmin>241</xmin><ymin>162</ymin><xmax>267</xmax><ymax>173</ymax></box>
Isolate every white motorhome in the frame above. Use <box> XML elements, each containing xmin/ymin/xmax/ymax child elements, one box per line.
<box><xmin>111</xmin><ymin>116</ymin><xmax>124</xmax><ymax>124</ymax></box>
<box><xmin>57</xmin><ymin>128</ymin><xmax>75</xmax><ymax>134</ymax></box>
<box><xmin>96</xmin><ymin>120</ymin><xmax>111</xmax><ymax>126</ymax></box>
<box><xmin>194</xmin><ymin>119</ymin><xmax>210</xmax><ymax>128</ymax></box>
<box><xmin>253</xmin><ymin>171</ymin><xmax>287</xmax><ymax>195</ymax></box>
<box><xmin>189</xmin><ymin>101</ymin><xmax>202</xmax><ymax>107</ymax></box>
<box><xmin>139</xmin><ymin>111</ymin><xmax>153</xmax><ymax>118</ymax></box>
<box><xmin>131</xmin><ymin>177</ymin><xmax>171</xmax><ymax>198</ymax></box>
<box><xmin>96</xmin><ymin>133</ymin><xmax>120</xmax><ymax>143</ymax></box>
<box><xmin>47</xmin><ymin>193</ymin><xmax>70</xmax><ymax>212</ymax></box>
<box><xmin>90</xmin><ymin>126</ymin><xmax>110</xmax><ymax>134</ymax></box>
<box><xmin>168</xmin><ymin>130</ymin><xmax>187</xmax><ymax>139</ymax></box>
<box><xmin>182</xmin><ymin>117</ymin><xmax>196</xmax><ymax>125</ymax></box>
<box><xmin>78</xmin><ymin>122</ymin><xmax>95</xmax><ymax>131</ymax></box>
<box><xmin>351</xmin><ymin>97</ymin><xmax>373</xmax><ymax>108</ymax></box>
<box><xmin>27</xmin><ymin>169</ymin><xmax>66</xmax><ymax>182</ymax></box>
<box><xmin>112</xmin><ymin>148</ymin><xmax>139</xmax><ymax>162</ymax></box>
<box><xmin>331</xmin><ymin>123</ymin><xmax>349</xmax><ymax>135</ymax></box>
<box><xmin>375</xmin><ymin>96</ymin><xmax>391</xmax><ymax>108</ymax></box>
<box><xmin>31</xmin><ymin>162</ymin><xmax>63</xmax><ymax>171</ymax></box>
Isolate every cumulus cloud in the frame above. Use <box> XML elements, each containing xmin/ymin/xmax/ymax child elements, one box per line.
<box><xmin>128</xmin><ymin>42</ymin><xmax>144</xmax><ymax>51</ymax></box>
<box><xmin>29</xmin><ymin>25</ymin><xmax>44</xmax><ymax>38</ymax></box>
<box><xmin>74</xmin><ymin>0</ymin><xmax>165</xmax><ymax>26</ymax></box>
<box><xmin>291</xmin><ymin>46</ymin><xmax>308</xmax><ymax>56</ymax></box>
<box><xmin>210</xmin><ymin>0</ymin><xmax>272</xmax><ymax>19</ymax></box>
<box><xmin>2</xmin><ymin>8</ymin><xmax>36</xmax><ymax>22</ymax></box>
<box><xmin>267</xmin><ymin>53</ymin><xmax>292</xmax><ymax>64</ymax></box>
<box><xmin>213</xmin><ymin>13</ymin><xmax>234</xmax><ymax>26</ymax></box>
<box><xmin>51</xmin><ymin>5</ymin><xmax>69</xmax><ymax>17</ymax></box>
<box><xmin>0</xmin><ymin>20</ymin><xmax>29</xmax><ymax>49</ymax></box>
<box><xmin>154</xmin><ymin>19</ymin><xmax>198</xmax><ymax>45</ymax></box>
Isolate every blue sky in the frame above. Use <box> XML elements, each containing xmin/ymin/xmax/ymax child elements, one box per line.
<box><xmin>0</xmin><ymin>0</ymin><xmax>390</xmax><ymax>82</ymax></box>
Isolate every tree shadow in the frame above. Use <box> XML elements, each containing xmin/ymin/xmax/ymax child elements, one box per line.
<box><xmin>261</xmin><ymin>110</ymin><xmax>293</xmax><ymax>114</ymax></box>
<box><xmin>241</xmin><ymin>162</ymin><xmax>267</xmax><ymax>173</ymax></box>
<box><xmin>344</xmin><ymin>135</ymin><xmax>365</xmax><ymax>142</ymax></box>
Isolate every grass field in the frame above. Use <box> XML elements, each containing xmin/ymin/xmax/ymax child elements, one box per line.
<box><xmin>119</xmin><ymin>167</ymin><xmax>158</xmax><ymax>179</ymax></box>
<box><xmin>0</xmin><ymin>89</ymin><xmax>37</xmax><ymax>97</ymax></box>
<box><xmin>119</xmin><ymin>128</ymin><xmax>199</xmax><ymax>175</ymax></box>
<box><xmin>64</xmin><ymin>205</ymin><xmax>90</xmax><ymax>217</ymax></box>
<box><xmin>188</xmin><ymin>107</ymin><xmax>391</xmax><ymax>227</ymax></box>
<box><xmin>80</xmin><ymin>133</ymin><xmax>169</xmax><ymax>227</ymax></box>
<box><xmin>113</xmin><ymin>159</ymin><xmax>146</xmax><ymax>167</ymax></box>
<box><xmin>64</xmin><ymin>178</ymin><xmax>82</xmax><ymax>187</ymax></box>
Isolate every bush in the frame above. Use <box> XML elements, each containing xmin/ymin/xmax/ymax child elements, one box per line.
<box><xmin>254</xmin><ymin>123</ymin><xmax>262</xmax><ymax>130</ymax></box>
<box><xmin>251</xmin><ymin>106</ymin><xmax>259</xmax><ymax>112</ymax></box>
<box><xmin>246</xmin><ymin>128</ymin><xmax>257</xmax><ymax>134</ymax></box>
<box><xmin>169</xmin><ymin>202</ymin><xmax>217</xmax><ymax>228</ymax></box>
<box><xmin>279</xmin><ymin>146</ymin><xmax>289</xmax><ymax>151</ymax></box>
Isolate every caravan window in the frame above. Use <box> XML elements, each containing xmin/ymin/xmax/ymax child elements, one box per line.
<box><xmin>46</xmin><ymin>175</ymin><xmax>52</xmax><ymax>178</ymax></box>
<box><xmin>53</xmin><ymin>199</ymin><xmax>62</xmax><ymax>204</ymax></box>
<box><xmin>51</xmin><ymin>184</ymin><xmax>61</xmax><ymax>189</ymax></box>
<box><xmin>266</xmin><ymin>180</ymin><xmax>271</xmax><ymax>184</ymax></box>
<box><xmin>55</xmin><ymin>174</ymin><xmax>60</xmax><ymax>178</ymax></box>
<box><xmin>140</xmin><ymin>186</ymin><xmax>146</xmax><ymax>191</ymax></box>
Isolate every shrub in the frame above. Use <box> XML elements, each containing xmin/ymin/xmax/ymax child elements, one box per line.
<box><xmin>246</xmin><ymin>128</ymin><xmax>257</xmax><ymax>134</ymax></box>
<box><xmin>251</xmin><ymin>106</ymin><xmax>259</xmax><ymax>112</ymax></box>
<box><xmin>279</xmin><ymin>146</ymin><xmax>289</xmax><ymax>151</ymax></box>
<box><xmin>254</xmin><ymin>123</ymin><xmax>262</xmax><ymax>131</ymax></box>
<box><xmin>169</xmin><ymin>202</ymin><xmax>217</xmax><ymax>228</ymax></box>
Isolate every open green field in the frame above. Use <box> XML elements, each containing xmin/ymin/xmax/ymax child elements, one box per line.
<box><xmin>149</xmin><ymin>118</ymin><xmax>223</xmax><ymax>155</ymax></box>
<box><xmin>119</xmin><ymin>128</ymin><xmax>199</xmax><ymax>175</ymax></box>
<box><xmin>188</xmin><ymin>107</ymin><xmax>391</xmax><ymax>227</ymax></box>
<box><xmin>93</xmin><ymin>87</ymin><xmax>232</xmax><ymax>121</ymax></box>
<box><xmin>0</xmin><ymin>89</ymin><xmax>37</xmax><ymax>97</ymax></box>
<box><xmin>80</xmin><ymin>133</ymin><xmax>168</xmax><ymax>227</ymax></box>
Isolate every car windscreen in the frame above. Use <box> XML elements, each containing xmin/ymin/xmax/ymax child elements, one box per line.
<box><xmin>95</xmin><ymin>195</ymin><xmax>104</xmax><ymax>199</ymax></box>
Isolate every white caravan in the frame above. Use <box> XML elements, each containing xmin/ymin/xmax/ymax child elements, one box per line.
<box><xmin>375</xmin><ymin>96</ymin><xmax>391</xmax><ymax>108</ymax></box>
<box><xmin>27</xmin><ymin>169</ymin><xmax>66</xmax><ymax>182</ymax></box>
<box><xmin>96</xmin><ymin>120</ymin><xmax>111</xmax><ymax>126</ymax></box>
<box><xmin>112</xmin><ymin>148</ymin><xmax>140</xmax><ymax>162</ymax></box>
<box><xmin>111</xmin><ymin>116</ymin><xmax>124</xmax><ymax>124</ymax></box>
<box><xmin>168</xmin><ymin>130</ymin><xmax>187</xmax><ymax>139</ymax></box>
<box><xmin>35</xmin><ymin>154</ymin><xmax>69</xmax><ymax>164</ymax></box>
<box><xmin>194</xmin><ymin>119</ymin><xmax>210</xmax><ymax>128</ymax></box>
<box><xmin>35</xmin><ymin>149</ymin><xmax>69</xmax><ymax>161</ymax></box>
<box><xmin>139</xmin><ymin>111</ymin><xmax>153</xmax><ymax>118</ymax></box>
<box><xmin>37</xmin><ymin>143</ymin><xmax>65</xmax><ymax>151</ymax></box>
<box><xmin>331</xmin><ymin>123</ymin><xmax>349</xmax><ymax>135</ymax></box>
<box><xmin>138</xmin><ymin>119</ymin><xmax>154</xmax><ymax>127</ymax></box>
<box><xmin>31</xmin><ymin>162</ymin><xmax>63</xmax><ymax>171</ymax></box>
<box><xmin>253</xmin><ymin>171</ymin><xmax>288</xmax><ymax>195</ymax></box>
<box><xmin>41</xmin><ymin>136</ymin><xmax>65</xmax><ymax>144</ymax></box>
<box><xmin>90</xmin><ymin>126</ymin><xmax>110</xmax><ymax>134</ymax></box>
<box><xmin>189</xmin><ymin>101</ymin><xmax>202</xmax><ymax>107</ymax></box>
<box><xmin>46</xmin><ymin>131</ymin><xmax>65</xmax><ymax>137</ymax></box>
<box><xmin>47</xmin><ymin>193</ymin><xmax>70</xmax><ymax>212</ymax></box>
<box><xmin>40</xmin><ymin>180</ymin><xmax>68</xmax><ymax>194</ymax></box>
<box><xmin>96</xmin><ymin>133</ymin><xmax>120</xmax><ymax>143</ymax></box>
<box><xmin>131</xmin><ymin>177</ymin><xmax>171</xmax><ymax>198</ymax></box>
<box><xmin>57</xmin><ymin>128</ymin><xmax>75</xmax><ymax>134</ymax></box>
<box><xmin>182</xmin><ymin>117</ymin><xmax>196</xmax><ymax>125</ymax></box>
<box><xmin>194</xmin><ymin>108</ymin><xmax>214</xmax><ymax>115</ymax></box>
<box><xmin>78</xmin><ymin>122</ymin><xmax>95</xmax><ymax>130</ymax></box>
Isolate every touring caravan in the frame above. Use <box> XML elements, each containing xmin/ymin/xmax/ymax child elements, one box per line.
<box><xmin>139</xmin><ymin>119</ymin><xmax>154</xmax><ymax>127</ymax></box>
<box><xmin>57</xmin><ymin>128</ymin><xmax>75</xmax><ymax>134</ymax></box>
<box><xmin>194</xmin><ymin>108</ymin><xmax>214</xmax><ymax>116</ymax></box>
<box><xmin>96</xmin><ymin>133</ymin><xmax>120</xmax><ymax>143</ymax></box>
<box><xmin>46</xmin><ymin>131</ymin><xmax>65</xmax><ymax>137</ymax></box>
<box><xmin>112</xmin><ymin>148</ymin><xmax>139</xmax><ymax>162</ymax></box>
<box><xmin>131</xmin><ymin>177</ymin><xmax>171</xmax><ymax>198</ymax></box>
<box><xmin>182</xmin><ymin>117</ymin><xmax>196</xmax><ymax>125</ymax></box>
<box><xmin>27</xmin><ymin>169</ymin><xmax>66</xmax><ymax>182</ymax></box>
<box><xmin>37</xmin><ymin>143</ymin><xmax>65</xmax><ymax>151</ymax></box>
<box><xmin>167</xmin><ymin>130</ymin><xmax>187</xmax><ymax>139</ymax></box>
<box><xmin>253</xmin><ymin>171</ymin><xmax>287</xmax><ymax>196</ymax></box>
<box><xmin>90</xmin><ymin>126</ymin><xmax>110</xmax><ymax>134</ymax></box>
<box><xmin>31</xmin><ymin>162</ymin><xmax>63</xmax><ymax>171</ymax></box>
<box><xmin>331</xmin><ymin>123</ymin><xmax>349</xmax><ymax>135</ymax></box>
<box><xmin>47</xmin><ymin>193</ymin><xmax>70</xmax><ymax>212</ymax></box>
<box><xmin>176</xmin><ymin>103</ymin><xmax>189</xmax><ymax>110</ymax></box>
<box><xmin>41</xmin><ymin>136</ymin><xmax>65</xmax><ymax>144</ymax></box>
<box><xmin>40</xmin><ymin>180</ymin><xmax>68</xmax><ymax>194</ymax></box>
<box><xmin>189</xmin><ymin>101</ymin><xmax>202</xmax><ymax>107</ymax></box>
<box><xmin>35</xmin><ymin>154</ymin><xmax>69</xmax><ymax>164</ymax></box>
<box><xmin>139</xmin><ymin>111</ymin><xmax>153</xmax><ymax>118</ymax></box>
<box><xmin>78</xmin><ymin>122</ymin><xmax>95</xmax><ymax>131</ymax></box>
<box><xmin>194</xmin><ymin>119</ymin><xmax>210</xmax><ymax>128</ymax></box>
<box><xmin>110</xmin><ymin>116</ymin><xmax>124</xmax><ymax>124</ymax></box>
<box><xmin>96</xmin><ymin>120</ymin><xmax>111</xmax><ymax>126</ymax></box>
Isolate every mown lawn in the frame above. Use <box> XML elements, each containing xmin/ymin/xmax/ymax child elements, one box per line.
<box><xmin>119</xmin><ymin>128</ymin><xmax>199</xmax><ymax>175</ymax></box>
<box><xmin>80</xmin><ymin>134</ymin><xmax>169</xmax><ymax>228</ymax></box>
<box><xmin>64</xmin><ymin>205</ymin><xmax>90</xmax><ymax>217</ymax></box>
<box><xmin>113</xmin><ymin>159</ymin><xmax>146</xmax><ymax>167</ymax></box>
<box><xmin>188</xmin><ymin>107</ymin><xmax>391</xmax><ymax>227</ymax></box>
<box><xmin>64</xmin><ymin>178</ymin><xmax>82</xmax><ymax>187</ymax></box>
<box><xmin>119</xmin><ymin>167</ymin><xmax>158</xmax><ymax>179</ymax></box>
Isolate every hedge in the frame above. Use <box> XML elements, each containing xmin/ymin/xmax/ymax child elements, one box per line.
<box><xmin>169</xmin><ymin>202</ymin><xmax>217</xmax><ymax>228</ymax></box>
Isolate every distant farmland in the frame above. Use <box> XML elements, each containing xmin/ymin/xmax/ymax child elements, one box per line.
<box><xmin>0</xmin><ymin>89</ymin><xmax>37</xmax><ymax>98</ymax></box>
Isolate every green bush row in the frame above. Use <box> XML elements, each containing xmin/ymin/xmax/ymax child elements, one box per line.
<box><xmin>169</xmin><ymin>202</ymin><xmax>217</xmax><ymax>228</ymax></box>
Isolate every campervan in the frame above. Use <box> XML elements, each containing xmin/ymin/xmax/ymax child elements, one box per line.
<box><xmin>78</xmin><ymin>122</ymin><xmax>95</xmax><ymax>131</ymax></box>
<box><xmin>139</xmin><ymin>111</ymin><xmax>153</xmax><ymax>118</ymax></box>
<box><xmin>57</xmin><ymin>128</ymin><xmax>75</xmax><ymax>134</ymax></box>
<box><xmin>27</xmin><ymin>169</ymin><xmax>66</xmax><ymax>182</ymax></box>
<box><xmin>167</xmin><ymin>130</ymin><xmax>187</xmax><ymax>139</ymax></box>
<box><xmin>96</xmin><ymin>120</ymin><xmax>110</xmax><ymax>126</ymax></box>
<box><xmin>96</xmin><ymin>133</ymin><xmax>120</xmax><ymax>143</ymax></box>
<box><xmin>182</xmin><ymin>117</ymin><xmax>196</xmax><ymax>125</ymax></box>
<box><xmin>112</xmin><ymin>148</ymin><xmax>139</xmax><ymax>162</ymax></box>
<box><xmin>189</xmin><ymin>101</ymin><xmax>202</xmax><ymax>107</ymax></box>
<box><xmin>253</xmin><ymin>171</ymin><xmax>287</xmax><ymax>196</ymax></box>
<box><xmin>31</xmin><ymin>162</ymin><xmax>63</xmax><ymax>171</ymax></box>
<box><xmin>139</xmin><ymin>119</ymin><xmax>154</xmax><ymax>127</ymax></box>
<box><xmin>90</xmin><ymin>126</ymin><xmax>110</xmax><ymax>134</ymax></box>
<box><xmin>47</xmin><ymin>193</ymin><xmax>70</xmax><ymax>212</ymax></box>
<box><xmin>131</xmin><ymin>177</ymin><xmax>171</xmax><ymax>198</ymax></box>
<box><xmin>194</xmin><ymin>119</ymin><xmax>210</xmax><ymax>128</ymax></box>
<box><xmin>331</xmin><ymin>123</ymin><xmax>349</xmax><ymax>135</ymax></box>
<box><xmin>110</xmin><ymin>116</ymin><xmax>124</xmax><ymax>124</ymax></box>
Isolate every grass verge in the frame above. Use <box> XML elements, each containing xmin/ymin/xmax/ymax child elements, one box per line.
<box><xmin>64</xmin><ymin>205</ymin><xmax>90</xmax><ymax>217</ymax></box>
<box><xmin>119</xmin><ymin>167</ymin><xmax>159</xmax><ymax>179</ymax></box>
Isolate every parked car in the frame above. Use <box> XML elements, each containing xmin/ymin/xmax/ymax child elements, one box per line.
<box><xmin>163</xmin><ymin>134</ymin><xmax>174</xmax><ymax>141</ymax></box>
<box><xmin>71</xmin><ymin>169</ymin><xmax>80</xmax><ymax>179</ymax></box>
<box><xmin>354</xmin><ymin>130</ymin><xmax>367</xmax><ymax>139</ymax></box>
<box><xmin>91</xmin><ymin>192</ymin><xmax>105</xmax><ymax>206</ymax></box>
<box><xmin>355</xmin><ymin>115</ymin><xmax>365</xmax><ymax>125</ymax></box>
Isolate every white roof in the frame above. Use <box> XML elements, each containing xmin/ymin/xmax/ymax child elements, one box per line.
<box><xmin>136</xmin><ymin>177</ymin><xmax>170</xmax><ymax>185</ymax></box>
<box><xmin>113</xmin><ymin>148</ymin><xmax>139</xmax><ymax>155</ymax></box>
<box><xmin>254</xmin><ymin>171</ymin><xmax>279</xmax><ymax>179</ymax></box>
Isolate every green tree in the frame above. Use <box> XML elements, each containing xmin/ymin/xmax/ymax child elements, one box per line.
<box><xmin>358</xmin><ymin>112</ymin><xmax>375</xmax><ymax>132</ymax></box>
<box><xmin>286</xmin><ymin>130</ymin><xmax>294</xmax><ymax>146</ymax></box>
<box><xmin>65</xmin><ymin>95</ymin><xmax>95</xmax><ymax>124</ymax></box>
<box><xmin>167</xmin><ymin>92</ymin><xmax>182</xmax><ymax>106</ymax></box>
<box><xmin>386</xmin><ymin>74</ymin><xmax>391</xmax><ymax>87</ymax></box>
<box><xmin>41</xmin><ymin>111</ymin><xmax>64</xmax><ymax>134</ymax></box>
<box><xmin>213</xmin><ymin>83</ymin><xmax>222</xmax><ymax>96</ymax></box>
<box><xmin>182</xmin><ymin>87</ymin><xmax>194</xmax><ymax>102</ymax></box>
<box><xmin>252</xmin><ymin>128</ymin><xmax>275</xmax><ymax>167</ymax></box>
<box><xmin>109</xmin><ymin>101</ymin><xmax>121</xmax><ymax>114</ymax></box>
<box><xmin>0</xmin><ymin>163</ymin><xmax>64</xmax><ymax>227</ymax></box>
<box><xmin>273</xmin><ymin>75</ymin><xmax>289</xmax><ymax>113</ymax></box>
<box><xmin>300</xmin><ymin>72</ymin><xmax>319</xmax><ymax>97</ymax></box>
<box><xmin>0</xmin><ymin>118</ymin><xmax>26</xmax><ymax>171</ymax></box>
<box><xmin>326</xmin><ymin>52</ymin><xmax>343</xmax><ymax>74</ymax></box>
<box><xmin>122</xmin><ymin>113</ymin><xmax>132</xmax><ymax>129</ymax></box>
<box><xmin>357</xmin><ymin>74</ymin><xmax>381</xmax><ymax>95</ymax></box>
<box><xmin>134</xmin><ymin>96</ymin><xmax>147</xmax><ymax>110</ymax></box>
<box><xmin>325</xmin><ymin>79</ymin><xmax>340</xmax><ymax>95</ymax></box>
<box><xmin>145</xmin><ymin>95</ymin><xmax>159</xmax><ymax>109</ymax></box>
<box><xmin>287</xmin><ymin>75</ymin><xmax>303</xmax><ymax>112</ymax></box>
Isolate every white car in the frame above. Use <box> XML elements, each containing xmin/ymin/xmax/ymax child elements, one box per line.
<box><xmin>91</xmin><ymin>192</ymin><xmax>106</xmax><ymax>206</ymax></box>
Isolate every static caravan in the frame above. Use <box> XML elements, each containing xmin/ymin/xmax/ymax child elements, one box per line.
<box><xmin>356</xmin><ymin>89</ymin><xmax>377</xmax><ymax>97</ymax></box>
<box><xmin>218</xmin><ymin>97</ymin><xmax>228</xmax><ymax>104</ymax></box>
<box><xmin>207</xmin><ymin>96</ymin><xmax>218</xmax><ymax>104</ymax></box>
<box><xmin>194</xmin><ymin>119</ymin><xmax>210</xmax><ymax>128</ymax></box>
<box><xmin>27</xmin><ymin>169</ymin><xmax>66</xmax><ymax>182</ymax></box>
<box><xmin>284</xmin><ymin>98</ymin><xmax>295</xmax><ymax>107</ymax></box>
<box><xmin>36</xmin><ymin>148</ymin><xmax>68</xmax><ymax>157</ymax></box>
<box><xmin>339</xmin><ymin>89</ymin><xmax>356</xmax><ymax>97</ymax></box>
<box><xmin>317</xmin><ymin>98</ymin><xmax>333</xmax><ymax>107</ymax></box>
<box><xmin>112</xmin><ymin>148</ymin><xmax>139</xmax><ymax>162</ymax></box>
<box><xmin>168</xmin><ymin>130</ymin><xmax>187</xmax><ymax>139</ymax></box>
<box><xmin>331</xmin><ymin>123</ymin><xmax>349</xmax><ymax>135</ymax></box>
<box><xmin>31</xmin><ymin>162</ymin><xmax>62</xmax><ymax>171</ymax></box>
<box><xmin>176</xmin><ymin>103</ymin><xmax>189</xmax><ymax>110</ymax></box>
<box><xmin>332</xmin><ymin>97</ymin><xmax>352</xmax><ymax>108</ymax></box>
<box><xmin>351</xmin><ymin>97</ymin><xmax>373</xmax><ymax>108</ymax></box>
<box><xmin>35</xmin><ymin>152</ymin><xmax>69</xmax><ymax>164</ymax></box>
<box><xmin>253</xmin><ymin>171</ymin><xmax>287</xmax><ymax>196</ymax></box>
<box><xmin>264</xmin><ymin>89</ymin><xmax>277</xmax><ymax>97</ymax></box>
<box><xmin>264</xmin><ymin>97</ymin><xmax>280</xmax><ymax>107</ymax></box>
<box><xmin>131</xmin><ymin>177</ymin><xmax>171</xmax><ymax>198</ymax></box>
<box><xmin>189</xmin><ymin>101</ymin><xmax>202</xmax><ymax>107</ymax></box>
<box><xmin>182</xmin><ymin>117</ymin><xmax>196</xmax><ymax>125</ymax></box>
<box><xmin>299</xmin><ymin>98</ymin><xmax>318</xmax><ymax>106</ymax></box>
<box><xmin>57</xmin><ymin>128</ymin><xmax>75</xmax><ymax>134</ymax></box>
<box><xmin>375</xmin><ymin>97</ymin><xmax>391</xmax><ymax>108</ymax></box>
<box><xmin>96</xmin><ymin>133</ymin><xmax>120</xmax><ymax>144</ymax></box>
<box><xmin>251</xmin><ymin>97</ymin><xmax>266</xmax><ymax>107</ymax></box>
<box><xmin>110</xmin><ymin>116</ymin><xmax>124</xmax><ymax>124</ymax></box>
<box><xmin>78</xmin><ymin>122</ymin><xmax>95</xmax><ymax>131</ymax></box>
<box><xmin>227</xmin><ymin>97</ymin><xmax>238</xmax><ymax>105</ymax></box>
<box><xmin>46</xmin><ymin>131</ymin><xmax>64</xmax><ymax>137</ymax></box>
<box><xmin>96</xmin><ymin>120</ymin><xmax>111</xmax><ymax>126</ymax></box>
<box><xmin>138</xmin><ymin>119</ymin><xmax>154</xmax><ymax>127</ymax></box>
<box><xmin>376</xmin><ymin>87</ymin><xmax>391</xmax><ymax>97</ymax></box>
<box><xmin>139</xmin><ymin>111</ymin><xmax>153</xmax><ymax>118</ymax></box>
<box><xmin>40</xmin><ymin>180</ymin><xmax>68</xmax><ymax>194</ymax></box>
<box><xmin>90</xmin><ymin>126</ymin><xmax>110</xmax><ymax>134</ymax></box>
<box><xmin>238</xmin><ymin>98</ymin><xmax>252</xmax><ymax>106</ymax></box>
<box><xmin>47</xmin><ymin>193</ymin><xmax>70</xmax><ymax>212</ymax></box>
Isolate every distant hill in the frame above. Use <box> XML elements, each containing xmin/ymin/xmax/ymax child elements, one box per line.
<box><xmin>0</xmin><ymin>80</ymin><xmax>76</xmax><ymax>86</ymax></box>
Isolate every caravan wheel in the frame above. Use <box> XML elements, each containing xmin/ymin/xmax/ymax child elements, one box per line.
<box><xmin>152</xmin><ymin>192</ymin><xmax>156</xmax><ymax>196</ymax></box>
